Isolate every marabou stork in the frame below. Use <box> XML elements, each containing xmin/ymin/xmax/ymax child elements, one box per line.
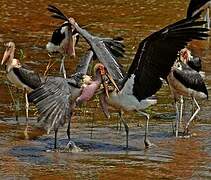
<box><xmin>180</xmin><ymin>48</ymin><xmax>203</xmax><ymax>73</ymax></box>
<box><xmin>28</xmin><ymin>6</ymin><xmax>125</xmax><ymax>149</ymax></box>
<box><xmin>1</xmin><ymin>42</ymin><xmax>106</xmax><ymax>149</ymax></box>
<box><xmin>187</xmin><ymin>0</ymin><xmax>211</xmax><ymax>28</ymax></box>
<box><xmin>1</xmin><ymin>42</ymin><xmax>43</xmax><ymax>138</ymax></box>
<box><xmin>168</xmin><ymin>47</ymin><xmax>207</xmax><ymax>137</ymax></box>
<box><xmin>167</xmin><ymin>0</ymin><xmax>210</xmax><ymax>137</ymax></box>
<box><xmin>167</xmin><ymin>59</ymin><xmax>208</xmax><ymax>137</ymax></box>
<box><xmin>46</xmin><ymin>6</ymin><xmax>79</xmax><ymax>78</ymax></box>
<box><xmin>50</xmin><ymin>9</ymin><xmax>209</xmax><ymax>148</ymax></box>
<box><xmin>28</xmin><ymin>50</ymin><xmax>112</xmax><ymax>149</ymax></box>
<box><xmin>29</xmin><ymin>7</ymin><xmax>209</xmax><ymax>150</ymax></box>
<box><xmin>46</xmin><ymin>5</ymin><xmax>125</xmax><ymax>82</ymax></box>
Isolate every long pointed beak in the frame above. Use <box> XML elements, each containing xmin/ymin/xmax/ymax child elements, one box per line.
<box><xmin>101</xmin><ymin>76</ymin><xmax>109</xmax><ymax>98</ymax></box>
<box><xmin>106</xmin><ymin>73</ymin><xmax>120</xmax><ymax>92</ymax></box>
<box><xmin>66</xmin><ymin>30</ymin><xmax>76</xmax><ymax>57</ymax></box>
<box><xmin>1</xmin><ymin>49</ymin><xmax>9</xmax><ymax>65</ymax></box>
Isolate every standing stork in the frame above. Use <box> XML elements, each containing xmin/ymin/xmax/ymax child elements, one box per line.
<box><xmin>43</xmin><ymin>7</ymin><xmax>209</xmax><ymax>148</ymax></box>
<box><xmin>1</xmin><ymin>42</ymin><xmax>43</xmax><ymax>138</ymax></box>
<box><xmin>46</xmin><ymin>5</ymin><xmax>79</xmax><ymax>78</ymax></box>
<box><xmin>167</xmin><ymin>60</ymin><xmax>208</xmax><ymax>137</ymax></box>
<box><xmin>167</xmin><ymin>0</ymin><xmax>210</xmax><ymax>137</ymax></box>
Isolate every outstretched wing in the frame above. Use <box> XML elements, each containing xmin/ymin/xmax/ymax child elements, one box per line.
<box><xmin>83</xmin><ymin>34</ymin><xmax>125</xmax><ymax>81</ymax></box>
<box><xmin>28</xmin><ymin>77</ymin><xmax>73</xmax><ymax>133</ymax></box>
<box><xmin>187</xmin><ymin>0</ymin><xmax>210</xmax><ymax>18</ymax></box>
<box><xmin>28</xmin><ymin>50</ymin><xmax>94</xmax><ymax>133</ymax></box>
<box><xmin>126</xmin><ymin>12</ymin><xmax>208</xmax><ymax>101</ymax></box>
<box><xmin>47</xmin><ymin>5</ymin><xmax>125</xmax><ymax>81</ymax></box>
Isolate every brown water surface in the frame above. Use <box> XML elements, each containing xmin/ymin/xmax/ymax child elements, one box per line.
<box><xmin>0</xmin><ymin>0</ymin><xmax>211</xmax><ymax>179</ymax></box>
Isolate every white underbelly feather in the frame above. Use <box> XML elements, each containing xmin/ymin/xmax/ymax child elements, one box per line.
<box><xmin>107</xmin><ymin>91</ymin><xmax>157</xmax><ymax>111</ymax></box>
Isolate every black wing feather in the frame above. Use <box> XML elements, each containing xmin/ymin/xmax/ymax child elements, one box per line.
<box><xmin>173</xmin><ymin>63</ymin><xmax>208</xmax><ymax>98</ymax></box>
<box><xmin>48</xmin><ymin>5</ymin><xmax>69</xmax><ymax>21</ymax></box>
<box><xmin>13</xmin><ymin>67</ymin><xmax>42</xmax><ymax>90</ymax></box>
<box><xmin>28</xmin><ymin>50</ymin><xmax>93</xmax><ymax>133</ymax></box>
<box><xmin>187</xmin><ymin>0</ymin><xmax>210</xmax><ymax>18</ymax></box>
<box><xmin>126</xmin><ymin>12</ymin><xmax>208</xmax><ymax>101</ymax></box>
<box><xmin>188</xmin><ymin>56</ymin><xmax>202</xmax><ymax>72</ymax></box>
<box><xmin>28</xmin><ymin>76</ymin><xmax>73</xmax><ymax>133</ymax></box>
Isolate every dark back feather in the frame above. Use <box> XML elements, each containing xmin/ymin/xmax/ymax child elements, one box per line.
<box><xmin>173</xmin><ymin>62</ymin><xmax>208</xmax><ymax>98</ymax></box>
<box><xmin>13</xmin><ymin>67</ymin><xmax>42</xmax><ymax>90</ymax></box>
<box><xmin>188</xmin><ymin>56</ymin><xmax>202</xmax><ymax>72</ymax></box>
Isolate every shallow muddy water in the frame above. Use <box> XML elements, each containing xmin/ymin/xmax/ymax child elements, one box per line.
<box><xmin>0</xmin><ymin>0</ymin><xmax>211</xmax><ymax>179</ymax></box>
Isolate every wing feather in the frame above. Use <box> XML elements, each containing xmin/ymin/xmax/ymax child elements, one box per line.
<box><xmin>125</xmin><ymin>12</ymin><xmax>209</xmax><ymax>101</ymax></box>
<box><xmin>28</xmin><ymin>76</ymin><xmax>75</xmax><ymax>133</ymax></box>
<box><xmin>187</xmin><ymin>0</ymin><xmax>210</xmax><ymax>18</ymax></box>
<box><xmin>13</xmin><ymin>67</ymin><xmax>42</xmax><ymax>90</ymax></box>
<box><xmin>173</xmin><ymin>63</ymin><xmax>208</xmax><ymax>98</ymax></box>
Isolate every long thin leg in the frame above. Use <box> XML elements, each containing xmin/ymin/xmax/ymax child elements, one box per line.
<box><xmin>179</xmin><ymin>96</ymin><xmax>184</xmax><ymax>130</ymax></box>
<box><xmin>7</xmin><ymin>84</ymin><xmax>19</xmax><ymax>122</ymax></box>
<box><xmin>116</xmin><ymin>111</ymin><xmax>122</xmax><ymax>131</ymax></box>
<box><xmin>60</xmin><ymin>55</ymin><xmax>67</xmax><ymax>79</ymax></box>
<box><xmin>90</xmin><ymin>112</ymin><xmax>94</xmax><ymax>139</ymax></box>
<box><xmin>54</xmin><ymin>129</ymin><xmax>58</xmax><ymax>149</ymax></box>
<box><xmin>44</xmin><ymin>59</ymin><xmax>57</xmax><ymax>76</ymax></box>
<box><xmin>24</xmin><ymin>89</ymin><xmax>29</xmax><ymax>139</ymax></box>
<box><xmin>67</xmin><ymin>112</ymin><xmax>73</xmax><ymax>140</ymax></box>
<box><xmin>175</xmin><ymin>100</ymin><xmax>179</xmax><ymax>137</ymax></box>
<box><xmin>191</xmin><ymin>98</ymin><xmax>195</xmax><ymax>116</ymax></box>
<box><xmin>15</xmin><ymin>96</ymin><xmax>20</xmax><ymax>122</ymax></box>
<box><xmin>138</xmin><ymin>111</ymin><xmax>153</xmax><ymax>148</ymax></box>
<box><xmin>207</xmin><ymin>7</ymin><xmax>210</xmax><ymax>29</ymax></box>
<box><xmin>66</xmin><ymin>112</ymin><xmax>80</xmax><ymax>150</ymax></box>
<box><xmin>119</xmin><ymin>111</ymin><xmax>129</xmax><ymax>149</ymax></box>
<box><xmin>184</xmin><ymin>97</ymin><xmax>200</xmax><ymax>134</ymax></box>
<box><xmin>44</xmin><ymin>59</ymin><xmax>52</xmax><ymax>76</ymax></box>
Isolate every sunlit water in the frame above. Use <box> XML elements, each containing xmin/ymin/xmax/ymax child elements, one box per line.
<box><xmin>0</xmin><ymin>0</ymin><xmax>211</xmax><ymax>179</ymax></box>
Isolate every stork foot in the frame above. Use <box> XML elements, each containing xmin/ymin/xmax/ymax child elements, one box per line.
<box><xmin>182</xmin><ymin>128</ymin><xmax>192</xmax><ymax>138</ymax></box>
<box><xmin>137</xmin><ymin>122</ymin><xmax>143</xmax><ymax>127</ymax></box>
<box><xmin>144</xmin><ymin>139</ymin><xmax>156</xmax><ymax>149</ymax></box>
<box><xmin>24</xmin><ymin>126</ymin><xmax>29</xmax><ymax>140</ymax></box>
<box><xmin>66</xmin><ymin>140</ymin><xmax>82</xmax><ymax>152</ymax></box>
